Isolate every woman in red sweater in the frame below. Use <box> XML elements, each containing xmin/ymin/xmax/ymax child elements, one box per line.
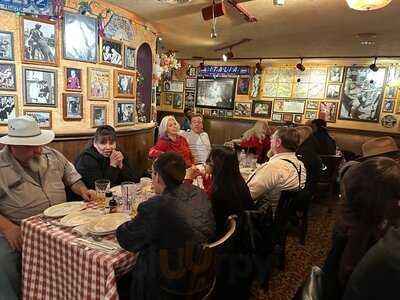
<box><xmin>149</xmin><ymin>115</ymin><xmax>194</xmax><ymax>167</ymax></box>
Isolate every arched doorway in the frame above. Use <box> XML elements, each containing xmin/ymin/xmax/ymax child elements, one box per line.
<box><xmin>136</xmin><ymin>43</ymin><xmax>153</xmax><ymax>122</ymax></box>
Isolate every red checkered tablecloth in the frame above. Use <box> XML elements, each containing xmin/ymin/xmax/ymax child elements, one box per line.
<box><xmin>21</xmin><ymin>209</ymin><xmax>137</xmax><ymax>300</ymax></box>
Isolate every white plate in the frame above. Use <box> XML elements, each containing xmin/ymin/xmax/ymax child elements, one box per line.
<box><xmin>87</xmin><ymin>213</ymin><xmax>131</xmax><ymax>235</ymax></box>
<box><xmin>59</xmin><ymin>210</ymin><xmax>103</xmax><ymax>227</ymax></box>
<box><xmin>43</xmin><ymin>202</ymin><xmax>86</xmax><ymax>218</ymax></box>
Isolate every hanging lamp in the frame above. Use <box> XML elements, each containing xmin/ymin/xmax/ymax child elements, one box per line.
<box><xmin>346</xmin><ymin>0</ymin><xmax>392</xmax><ymax>11</ymax></box>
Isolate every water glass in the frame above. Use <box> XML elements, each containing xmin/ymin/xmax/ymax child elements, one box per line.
<box><xmin>95</xmin><ymin>179</ymin><xmax>110</xmax><ymax>208</ymax></box>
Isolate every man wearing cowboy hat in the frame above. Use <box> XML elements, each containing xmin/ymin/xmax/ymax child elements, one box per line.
<box><xmin>0</xmin><ymin>116</ymin><xmax>96</xmax><ymax>299</ymax></box>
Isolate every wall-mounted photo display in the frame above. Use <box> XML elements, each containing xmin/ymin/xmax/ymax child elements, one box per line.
<box><xmin>328</xmin><ymin>66</ymin><xmax>344</xmax><ymax>83</ymax></box>
<box><xmin>294</xmin><ymin>114</ymin><xmax>302</xmax><ymax>123</ymax></box>
<box><xmin>63</xmin><ymin>12</ymin><xmax>97</xmax><ymax>63</ymax></box>
<box><xmin>156</xmin><ymin>93</ymin><xmax>160</xmax><ymax>106</ymax></box>
<box><xmin>263</xmin><ymin>67</ymin><xmax>293</xmax><ymax>98</ymax></box>
<box><xmin>339</xmin><ymin>67</ymin><xmax>386</xmax><ymax>122</ymax></box>
<box><xmin>384</xmin><ymin>86</ymin><xmax>398</xmax><ymax>99</ymax></box>
<box><xmin>293</xmin><ymin>68</ymin><xmax>327</xmax><ymax>99</ymax></box>
<box><xmin>184</xmin><ymin>90</ymin><xmax>195</xmax><ymax>104</ymax></box>
<box><xmin>23</xmin><ymin>66</ymin><xmax>57</xmax><ymax>107</ymax></box>
<box><xmin>380</xmin><ymin>115</ymin><xmax>397</xmax><ymax>128</ymax></box>
<box><xmin>172</xmin><ymin>93</ymin><xmax>183</xmax><ymax>109</ymax></box>
<box><xmin>0</xmin><ymin>94</ymin><xmax>16</xmax><ymax>124</ymax></box>
<box><xmin>114</xmin><ymin>70</ymin><xmax>136</xmax><ymax>98</ymax></box>
<box><xmin>164</xmin><ymin>93</ymin><xmax>173</xmax><ymax>105</ymax></box>
<box><xmin>271</xmin><ymin>113</ymin><xmax>283</xmax><ymax>122</ymax></box>
<box><xmin>64</xmin><ymin>67</ymin><xmax>82</xmax><ymax>92</ymax></box>
<box><xmin>185</xmin><ymin>78</ymin><xmax>196</xmax><ymax>89</ymax></box>
<box><xmin>305</xmin><ymin>110</ymin><xmax>318</xmax><ymax>119</ymax></box>
<box><xmin>382</xmin><ymin>99</ymin><xmax>395</xmax><ymax>113</ymax></box>
<box><xmin>326</xmin><ymin>83</ymin><xmax>341</xmax><ymax>99</ymax></box>
<box><xmin>273</xmin><ymin>99</ymin><xmax>305</xmax><ymax>114</ymax></box>
<box><xmin>306</xmin><ymin>100</ymin><xmax>319</xmax><ymax>110</ymax></box>
<box><xmin>90</xmin><ymin>104</ymin><xmax>107</xmax><ymax>127</ymax></box>
<box><xmin>87</xmin><ymin>67</ymin><xmax>111</xmax><ymax>100</ymax></box>
<box><xmin>188</xmin><ymin>67</ymin><xmax>197</xmax><ymax>77</ymax></box>
<box><xmin>234</xmin><ymin>102</ymin><xmax>251</xmax><ymax>117</ymax></box>
<box><xmin>114</xmin><ymin>100</ymin><xmax>136</xmax><ymax>126</ymax></box>
<box><xmin>100</xmin><ymin>38</ymin><xmax>123</xmax><ymax>67</ymax></box>
<box><xmin>0</xmin><ymin>63</ymin><xmax>16</xmax><ymax>91</ymax></box>
<box><xmin>24</xmin><ymin>110</ymin><xmax>52</xmax><ymax>128</ymax></box>
<box><xmin>0</xmin><ymin>31</ymin><xmax>14</xmax><ymax>61</ymax></box>
<box><xmin>251</xmin><ymin>100</ymin><xmax>272</xmax><ymax>118</ymax></box>
<box><xmin>124</xmin><ymin>46</ymin><xmax>136</xmax><ymax>70</ymax></box>
<box><xmin>283</xmin><ymin>113</ymin><xmax>293</xmax><ymax>122</ymax></box>
<box><xmin>21</xmin><ymin>17</ymin><xmax>58</xmax><ymax>66</ymax></box>
<box><xmin>319</xmin><ymin>101</ymin><xmax>338</xmax><ymax>123</ymax></box>
<box><xmin>63</xmin><ymin>93</ymin><xmax>83</xmax><ymax>121</ymax></box>
<box><xmin>237</xmin><ymin>77</ymin><xmax>250</xmax><ymax>95</ymax></box>
<box><xmin>196</xmin><ymin>77</ymin><xmax>236</xmax><ymax>109</ymax></box>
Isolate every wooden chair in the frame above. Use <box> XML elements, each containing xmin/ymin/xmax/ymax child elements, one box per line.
<box><xmin>316</xmin><ymin>155</ymin><xmax>343</xmax><ymax>202</ymax></box>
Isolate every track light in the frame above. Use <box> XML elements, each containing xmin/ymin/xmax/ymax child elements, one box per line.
<box><xmin>199</xmin><ymin>61</ymin><xmax>205</xmax><ymax>70</ymax></box>
<box><xmin>255</xmin><ymin>59</ymin><xmax>263</xmax><ymax>74</ymax></box>
<box><xmin>222</xmin><ymin>53</ymin><xmax>228</xmax><ymax>62</ymax></box>
<box><xmin>296</xmin><ymin>58</ymin><xmax>305</xmax><ymax>72</ymax></box>
<box><xmin>273</xmin><ymin>0</ymin><xmax>286</xmax><ymax>6</ymax></box>
<box><xmin>210</xmin><ymin>26</ymin><xmax>217</xmax><ymax>39</ymax></box>
<box><xmin>222</xmin><ymin>48</ymin><xmax>234</xmax><ymax>62</ymax></box>
<box><xmin>369</xmin><ymin>57</ymin><xmax>379</xmax><ymax>72</ymax></box>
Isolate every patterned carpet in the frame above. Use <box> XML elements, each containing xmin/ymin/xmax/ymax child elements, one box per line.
<box><xmin>255</xmin><ymin>199</ymin><xmax>340</xmax><ymax>300</ymax></box>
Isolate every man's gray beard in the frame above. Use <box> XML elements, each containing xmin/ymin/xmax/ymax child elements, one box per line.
<box><xmin>28</xmin><ymin>156</ymin><xmax>46</xmax><ymax>172</ymax></box>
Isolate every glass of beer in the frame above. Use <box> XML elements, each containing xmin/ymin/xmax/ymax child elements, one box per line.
<box><xmin>95</xmin><ymin>179</ymin><xmax>110</xmax><ymax>208</ymax></box>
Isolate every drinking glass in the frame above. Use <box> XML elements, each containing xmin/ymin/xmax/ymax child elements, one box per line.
<box><xmin>121</xmin><ymin>181</ymin><xmax>135</xmax><ymax>212</ymax></box>
<box><xmin>95</xmin><ymin>179</ymin><xmax>110</xmax><ymax>208</ymax></box>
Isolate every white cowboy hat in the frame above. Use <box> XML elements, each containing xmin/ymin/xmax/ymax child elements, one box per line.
<box><xmin>0</xmin><ymin>116</ymin><xmax>55</xmax><ymax>146</ymax></box>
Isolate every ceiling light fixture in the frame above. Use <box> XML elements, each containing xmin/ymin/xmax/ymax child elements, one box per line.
<box><xmin>222</xmin><ymin>53</ymin><xmax>228</xmax><ymax>62</ymax></box>
<box><xmin>273</xmin><ymin>0</ymin><xmax>286</xmax><ymax>6</ymax></box>
<box><xmin>222</xmin><ymin>48</ymin><xmax>234</xmax><ymax>61</ymax></box>
<box><xmin>369</xmin><ymin>57</ymin><xmax>379</xmax><ymax>72</ymax></box>
<box><xmin>296</xmin><ymin>58</ymin><xmax>305</xmax><ymax>72</ymax></box>
<box><xmin>346</xmin><ymin>0</ymin><xmax>392</xmax><ymax>11</ymax></box>
<box><xmin>210</xmin><ymin>0</ymin><xmax>218</xmax><ymax>39</ymax></box>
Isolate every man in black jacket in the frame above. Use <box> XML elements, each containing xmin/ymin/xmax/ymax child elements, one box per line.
<box><xmin>116</xmin><ymin>152</ymin><xmax>216</xmax><ymax>299</ymax></box>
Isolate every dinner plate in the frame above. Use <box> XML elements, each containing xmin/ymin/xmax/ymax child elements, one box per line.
<box><xmin>86</xmin><ymin>213</ymin><xmax>131</xmax><ymax>235</ymax></box>
<box><xmin>59</xmin><ymin>210</ymin><xmax>103</xmax><ymax>227</ymax></box>
<box><xmin>43</xmin><ymin>202</ymin><xmax>86</xmax><ymax>218</ymax></box>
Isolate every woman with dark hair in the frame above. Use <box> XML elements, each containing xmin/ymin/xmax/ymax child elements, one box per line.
<box><xmin>75</xmin><ymin>125</ymin><xmax>139</xmax><ymax>189</ymax></box>
<box><xmin>311</xmin><ymin>118</ymin><xmax>337</xmax><ymax>155</ymax></box>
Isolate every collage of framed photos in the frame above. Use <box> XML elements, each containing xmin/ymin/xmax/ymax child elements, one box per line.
<box><xmin>0</xmin><ymin>12</ymin><xmax>138</xmax><ymax>129</ymax></box>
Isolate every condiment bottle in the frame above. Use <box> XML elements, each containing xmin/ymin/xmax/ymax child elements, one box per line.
<box><xmin>105</xmin><ymin>191</ymin><xmax>113</xmax><ymax>209</ymax></box>
<box><xmin>109</xmin><ymin>195</ymin><xmax>118</xmax><ymax>213</ymax></box>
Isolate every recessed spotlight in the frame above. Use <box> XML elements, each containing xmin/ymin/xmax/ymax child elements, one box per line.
<box><xmin>222</xmin><ymin>53</ymin><xmax>228</xmax><ymax>62</ymax></box>
<box><xmin>360</xmin><ymin>40</ymin><xmax>375</xmax><ymax>46</ymax></box>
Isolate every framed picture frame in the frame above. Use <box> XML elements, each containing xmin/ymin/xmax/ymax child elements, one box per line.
<box><xmin>273</xmin><ymin>99</ymin><xmax>305</xmax><ymax>114</ymax></box>
<box><xmin>185</xmin><ymin>78</ymin><xmax>196</xmax><ymax>89</ymax></box>
<box><xmin>0</xmin><ymin>63</ymin><xmax>16</xmax><ymax>91</ymax></box>
<box><xmin>184</xmin><ymin>90</ymin><xmax>195</xmax><ymax>103</ymax></box>
<box><xmin>234</xmin><ymin>102</ymin><xmax>251</xmax><ymax>117</ymax></box>
<box><xmin>156</xmin><ymin>93</ymin><xmax>161</xmax><ymax>106</ymax></box>
<box><xmin>64</xmin><ymin>67</ymin><xmax>82</xmax><ymax>91</ymax></box>
<box><xmin>21</xmin><ymin>17</ymin><xmax>58</xmax><ymax>66</ymax></box>
<box><xmin>188</xmin><ymin>67</ymin><xmax>197</xmax><ymax>77</ymax></box>
<box><xmin>114</xmin><ymin>70</ymin><xmax>136</xmax><ymax>98</ymax></box>
<box><xmin>211</xmin><ymin>109</ymin><xmax>218</xmax><ymax>117</ymax></box>
<box><xmin>382</xmin><ymin>99</ymin><xmax>395</xmax><ymax>113</ymax></box>
<box><xmin>251</xmin><ymin>100</ymin><xmax>272</xmax><ymax>118</ymax></box>
<box><xmin>87</xmin><ymin>67</ymin><xmax>111</xmax><ymax>100</ymax></box>
<box><xmin>169</xmin><ymin>81</ymin><xmax>184</xmax><ymax>93</ymax></box>
<box><xmin>237</xmin><ymin>77</ymin><xmax>250</xmax><ymax>95</ymax></box>
<box><xmin>114</xmin><ymin>100</ymin><xmax>136</xmax><ymax>126</ymax></box>
<box><xmin>380</xmin><ymin>115</ymin><xmax>397</xmax><ymax>128</ymax></box>
<box><xmin>63</xmin><ymin>12</ymin><xmax>97</xmax><ymax>63</ymax></box>
<box><xmin>271</xmin><ymin>113</ymin><xmax>283</xmax><ymax>122</ymax></box>
<box><xmin>305</xmin><ymin>110</ymin><xmax>318</xmax><ymax>119</ymax></box>
<box><xmin>100</xmin><ymin>38</ymin><xmax>123</xmax><ymax>67</ymax></box>
<box><xmin>23</xmin><ymin>66</ymin><xmax>57</xmax><ymax>107</ymax></box>
<box><xmin>172</xmin><ymin>93</ymin><xmax>183</xmax><ymax>109</ymax></box>
<box><xmin>328</xmin><ymin>66</ymin><xmax>344</xmax><ymax>83</ymax></box>
<box><xmin>306</xmin><ymin>100</ymin><xmax>319</xmax><ymax>110</ymax></box>
<box><xmin>23</xmin><ymin>110</ymin><xmax>52</xmax><ymax>128</ymax></box>
<box><xmin>283</xmin><ymin>113</ymin><xmax>293</xmax><ymax>122</ymax></box>
<box><xmin>124</xmin><ymin>45</ymin><xmax>136</xmax><ymax>70</ymax></box>
<box><xmin>164</xmin><ymin>93</ymin><xmax>173</xmax><ymax>105</ymax></box>
<box><xmin>62</xmin><ymin>93</ymin><xmax>83</xmax><ymax>121</ymax></box>
<box><xmin>0</xmin><ymin>31</ymin><xmax>14</xmax><ymax>61</ymax></box>
<box><xmin>196</xmin><ymin>77</ymin><xmax>236</xmax><ymax>109</ymax></box>
<box><xmin>326</xmin><ymin>83</ymin><xmax>341</xmax><ymax>99</ymax></box>
<box><xmin>294</xmin><ymin>114</ymin><xmax>302</xmax><ymax>123</ymax></box>
<box><xmin>90</xmin><ymin>104</ymin><xmax>107</xmax><ymax>128</ymax></box>
<box><xmin>384</xmin><ymin>86</ymin><xmax>398</xmax><ymax>99</ymax></box>
<box><xmin>0</xmin><ymin>94</ymin><xmax>17</xmax><ymax>124</ymax></box>
<box><xmin>319</xmin><ymin>101</ymin><xmax>338</xmax><ymax>123</ymax></box>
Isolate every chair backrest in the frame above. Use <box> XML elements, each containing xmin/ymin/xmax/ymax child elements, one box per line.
<box><xmin>204</xmin><ymin>215</ymin><xmax>237</xmax><ymax>249</ymax></box>
<box><xmin>319</xmin><ymin>155</ymin><xmax>342</xmax><ymax>183</ymax></box>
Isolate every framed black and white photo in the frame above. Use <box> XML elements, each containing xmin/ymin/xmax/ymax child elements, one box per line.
<box><xmin>339</xmin><ymin>67</ymin><xmax>386</xmax><ymax>122</ymax></box>
<box><xmin>114</xmin><ymin>70</ymin><xmax>135</xmax><ymax>98</ymax></box>
<box><xmin>382</xmin><ymin>99</ymin><xmax>395</xmax><ymax>113</ymax></box>
<box><xmin>319</xmin><ymin>101</ymin><xmax>338</xmax><ymax>123</ymax></box>
<box><xmin>0</xmin><ymin>95</ymin><xmax>16</xmax><ymax>124</ymax></box>
<box><xmin>169</xmin><ymin>81</ymin><xmax>184</xmax><ymax>93</ymax></box>
<box><xmin>251</xmin><ymin>100</ymin><xmax>272</xmax><ymax>118</ymax></box>
<box><xmin>184</xmin><ymin>90</ymin><xmax>195</xmax><ymax>104</ymax></box>
<box><xmin>63</xmin><ymin>12</ymin><xmax>97</xmax><ymax>63</ymax></box>
<box><xmin>63</xmin><ymin>93</ymin><xmax>83</xmax><ymax>120</ymax></box>
<box><xmin>90</xmin><ymin>104</ymin><xmax>107</xmax><ymax>128</ymax></box>
<box><xmin>305</xmin><ymin>110</ymin><xmax>318</xmax><ymax>120</ymax></box>
<box><xmin>88</xmin><ymin>67</ymin><xmax>111</xmax><ymax>101</ymax></box>
<box><xmin>237</xmin><ymin>77</ymin><xmax>250</xmax><ymax>95</ymax></box>
<box><xmin>271</xmin><ymin>113</ymin><xmax>283</xmax><ymax>122</ymax></box>
<box><xmin>24</xmin><ymin>110</ymin><xmax>52</xmax><ymax>129</ymax></box>
<box><xmin>21</xmin><ymin>17</ymin><xmax>58</xmax><ymax>66</ymax></box>
<box><xmin>384</xmin><ymin>86</ymin><xmax>398</xmax><ymax>99</ymax></box>
<box><xmin>185</xmin><ymin>78</ymin><xmax>196</xmax><ymax>89</ymax></box>
<box><xmin>114</xmin><ymin>100</ymin><xmax>136</xmax><ymax>126</ymax></box>
<box><xmin>64</xmin><ymin>67</ymin><xmax>82</xmax><ymax>91</ymax></box>
<box><xmin>0</xmin><ymin>63</ymin><xmax>16</xmax><ymax>91</ymax></box>
<box><xmin>164</xmin><ymin>81</ymin><xmax>171</xmax><ymax>92</ymax></box>
<box><xmin>273</xmin><ymin>99</ymin><xmax>305</xmax><ymax>114</ymax></box>
<box><xmin>172</xmin><ymin>93</ymin><xmax>183</xmax><ymax>109</ymax></box>
<box><xmin>100</xmin><ymin>38</ymin><xmax>123</xmax><ymax>67</ymax></box>
<box><xmin>328</xmin><ymin>66</ymin><xmax>344</xmax><ymax>82</ymax></box>
<box><xmin>0</xmin><ymin>31</ymin><xmax>14</xmax><ymax>61</ymax></box>
<box><xmin>380</xmin><ymin>115</ymin><xmax>397</xmax><ymax>128</ymax></box>
<box><xmin>124</xmin><ymin>46</ymin><xmax>136</xmax><ymax>70</ymax></box>
<box><xmin>23</xmin><ymin>67</ymin><xmax>57</xmax><ymax>107</ymax></box>
<box><xmin>196</xmin><ymin>77</ymin><xmax>236</xmax><ymax>109</ymax></box>
<box><xmin>326</xmin><ymin>84</ymin><xmax>341</xmax><ymax>99</ymax></box>
<box><xmin>234</xmin><ymin>102</ymin><xmax>251</xmax><ymax>117</ymax></box>
<box><xmin>164</xmin><ymin>93</ymin><xmax>173</xmax><ymax>105</ymax></box>
<box><xmin>294</xmin><ymin>114</ymin><xmax>302</xmax><ymax>124</ymax></box>
<box><xmin>306</xmin><ymin>100</ymin><xmax>319</xmax><ymax>110</ymax></box>
<box><xmin>188</xmin><ymin>67</ymin><xmax>197</xmax><ymax>77</ymax></box>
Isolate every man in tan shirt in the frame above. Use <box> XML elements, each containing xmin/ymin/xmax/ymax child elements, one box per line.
<box><xmin>0</xmin><ymin>116</ymin><xmax>96</xmax><ymax>300</ymax></box>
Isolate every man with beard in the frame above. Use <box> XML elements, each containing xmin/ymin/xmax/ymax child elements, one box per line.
<box><xmin>0</xmin><ymin>116</ymin><xmax>96</xmax><ymax>300</ymax></box>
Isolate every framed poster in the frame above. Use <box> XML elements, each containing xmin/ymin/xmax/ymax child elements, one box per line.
<box><xmin>328</xmin><ymin>66</ymin><xmax>344</xmax><ymax>83</ymax></box>
<box><xmin>24</xmin><ymin>110</ymin><xmax>52</xmax><ymax>128</ymax></box>
<box><xmin>64</xmin><ymin>67</ymin><xmax>82</xmax><ymax>91</ymax></box>
<box><xmin>62</xmin><ymin>93</ymin><xmax>83</xmax><ymax>121</ymax></box>
<box><xmin>251</xmin><ymin>100</ymin><xmax>272</xmax><ymax>118</ymax></box>
<box><xmin>114</xmin><ymin>70</ymin><xmax>136</xmax><ymax>98</ymax></box>
<box><xmin>382</xmin><ymin>99</ymin><xmax>395</xmax><ymax>113</ymax></box>
<box><xmin>306</xmin><ymin>100</ymin><xmax>319</xmax><ymax>110</ymax></box>
<box><xmin>271</xmin><ymin>113</ymin><xmax>283</xmax><ymax>122</ymax></box>
<box><xmin>0</xmin><ymin>63</ymin><xmax>16</xmax><ymax>91</ymax></box>
<box><xmin>172</xmin><ymin>93</ymin><xmax>183</xmax><ymax>109</ymax></box>
<box><xmin>326</xmin><ymin>84</ymin><xmax>341</xmax><ymax>99</ymax></box>
<box><xmin>319</xmin><ymin>101</ymin><xmax>338</xmax><ymax>123</ymax></box>
<box><xmin>0</xmin><ymin>94</ymin><xmax>16</xmax><ymax>124</ymax></box>
<box><xmin>196</xmin><ymin>77</ymin><xmax>236</xmax><ymax>109</ymax></box>
<box><xmin>384</xmin><ymin>86</ymin><xmax>398</xmax><ymax>99</ymax></box>
<box><xmin>305</xmin><ymin>110</ymin><xmax>318</xmax><ymax>119</ymax></box>
<box><xmin>294</xmin><ymin>114</ymin><xmax>302</xmax><ymax>123</ymax></box>
<box><xmin>23</xmin><ymin>66</ymin><xmax>57</xmax><ymax>107</ymax></box>
<box><xmin>124</xmin><ymin>46</ymin><xmax>136</xmax><ymax>70</ymax></box>
<box><xmin>87</xmin><ymin>67</ymin><xmax>111</xmax><ymax>100</ymax></box>
<box><xmin>90</xmin><ymin>104</ymin><xmax>107</xmax><ymax>127</ymax></box>
<box><xmin>273</xmin><ymin>99</ymin><xmax>305</xmax><ymax>114</ymax></box>
<box><xmin>100</xmin><ymin>38</ymin><xmax>123</xmax><ymax>67</ymax></box>
<box><xmin>164</xmin><ymin>93</ymin><xmax>173</xmax><ymax>105</ymax></box>
<box><xmin>114</xmin><ymin>100</ymin><xmax>136</xmax><ymax>126</ymax></box>
<box><xmin>234</xmin><ymin>102</ymin><xmax>251</xmax><ymax>117</ymax></box>
<box><xmin>0</xmin><ymin>31</ymin><xmax>14</xmax><ymax>61</ymax></box>
<box><xmin>237</xmin><ymin>77</ymin><xmax>250</xmax><ymax>95</ymax></box>
<box><xmin>185</xmin><ymin>78</ymin><xmax>196</xmax><ymax>89</ymax></box>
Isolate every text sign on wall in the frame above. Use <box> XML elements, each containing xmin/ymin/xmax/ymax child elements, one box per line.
<box><xmin>198</xmin><ymin>65</ymin><xmax>250</xmax><ymax>76</ymax></box>
<box><xmin>0</xmin><ymin>0</ymin><xmax>54</xmax><ymax>16</ymax></box>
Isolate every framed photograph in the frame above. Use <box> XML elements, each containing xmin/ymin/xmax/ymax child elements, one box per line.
<box><xmin>0</xmin><ymin>63</ymin><xmax>16</xmax><ymax>91</ymax></box>
<box><xmin>271</xmin><ymin>113</ymin><xmax>283</xmax><ymax>122</ymax></box>
<box><xmin>0</xmin><ymin>95</ymin><xmax>16</xmax><ymax>124</ymax></box>
<box><xmin>283</xmin><ymin>113</ymin><xmax>293</xmax><ymax>122</ymax></box>
<box><xmin>63</xmin><ymin>93</ymin><xmax>83</xmax><ymax>120</ymax></box>
<box><xmin>326</xmin><ymin>84</ymin><xmax>341</xmax><ymax>99</ymax></box>
<box><xmin>218</xmin><ymin>110</ymin><xmax>226</xmax><ymax>117</ymax></box>
<box><xmin>124</xmin><ymin>46</ymin><xmax>136</xmax><ymax>70</ymax></box>
<box><xmin>173</xmin><ymin>93</ymin><xmax>183</xmax><ymax>109</ymax></box>
<box><xmin>100</xmin><ymin>38</ymin><xmax>123</xmax><ymax>67</ymax></box>
<box><xmin>169</xmin><ymin>81</ymin><xmax>184</xmax><ymax>93</ymax></box>
<box><xmin>384</xmin><ymin>86</ymin><xmax>398</xmax><ymax>99</ymax></box>
<box><xmin>380</xmin><ymin>115</ymin><xmax>397</xmax><ymax>128</ymax></box>
<box><xmin>319</xmin><ymin>101</ymin><xmax>338</xmax><ymax>123</ymax></box>
<box><xmin>114</xmin><ymin>100</ymin><xmax>136</xmax><ymax>126</ymax></box>
<box><xmin>0</xmin><ymin>31</ymin><xmax>14</xmax><ymax>61</ymax></box>
<box><xmin>305</xmin><ymin>110</ymin><xmax>318</xmax><ymax>120</ymax></box>
<box><xmin>87</xmin><ymin>67</ymin><xmax>111</xmax><ymax>100</ymax></box>
<box><xmin>251</xmin><ymin>100</ymin><xmax>272</xmax><ymax>118</ymax></box>
<box><xmin>273</xmin><ymin>99</ymin><xmax>305</xmax><ymax>114</ymax></box>
<box><xmin>196</xmin><ymin>77</ymin><xmax>236</xmax><ymax>109</ymax></box>
<box><xmin>114</xmin><ymin>70</ymin><xmax>136</xmax><ymax>98</ymax></box>
<box><xmin>188</xmin><ymin>67</ymin><xmax>197</xmax><ymax>77</ymax></box>
<box><xmin>21</xmin><ymin>17</ymin><xmax>57</xmax><ymax>66</ymax></box>
<box><xmin>211</xmin><ymin>109</ymin><xmax>218</xmax><ymax>117</ymax></box>
<box><xmin>382</xmin><ymin>99</ymin><xmax>395</xmax><ymax>113</ymax></box>
<box><xmin>237</xmin><ymin>77</ymin><xmax>250</xmax><ymax>95</ymax></box>
<box><xmin>164</xmin><ymin>81</ymin><xmax>171</xmax><ymax>92</ymax></box>
<box><xmin>226</xmin><ymin>110</ymin><xmax>233</xmax><ymax>117</ymax></box>
<box><xmin>156</xmin><ymin>93</ymin><xmax>160</xmax><ymax>106</ymax></box>
<box><xmin>185</xmin><ymin>90</ymin><xmax>195</xmax><ymax>103</ymax></box>
<box><xmin>294</xmin><ymin>114</ymin><xmax>302</xmax><ymax>123</ymax></box>
<box><xmin>164</xmin><ymin>93</ymin><xmax>173</xmax><ymax>105</ymax></box>
<box><xmin>328</xmin><ymin>66</ymin><xmax>344</xmax><ymax>82</ymax></box>
<box><xmin>64</xmin><ymin>67</ymin><xmax>82</xmax><ymax>91</ymax></box>
<box><xmin>185</xmin><ymin>78</ymin><xmax>196</xmax><ymax>89</ymax></box>
<box><xmin>23</xmin><ymin>66</ymin><xmax>57</xmax><ymax>107</ymax></box>
<box><xmin>24</xmin><ymin>110</ymin><xmax>52</xmax><ymax>128</ymax></box>
<box><xmin>234</xmin><ymin>102</ymin><xmax>251</xmax><ymax>117</ymax></box>
<box><xmin>339</xmin><ymin>67</ymin><xmax>386</xmax><ymax>122</ymax></box>
<box><xmin>63</xmin><ymin>12</ymin><xmax>97</xmax><ymax>63</ymax></box>
<box><xmin>306</xmin><ymin>100</ymin><xmax>319</xmax><ymax>110</ymax></box>
<box><xmin>90</xmin><ymin>104</ymin><xmax>107</xmax><ymax>127</ymax></box>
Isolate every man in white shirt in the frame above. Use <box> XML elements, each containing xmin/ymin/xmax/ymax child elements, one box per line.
<box><xmin>246</xmin><ymin>127</ymin><xmax>306</xmax><ymax>211</ymax></box>
<box><xmin>180</xmin><ymin>114</ymin><xmax>211</xmax><ymax>164</ymax></box>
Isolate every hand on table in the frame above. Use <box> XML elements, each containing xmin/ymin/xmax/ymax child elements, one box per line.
<box><xmin>110</xmin><ymin>150</ymin><xmax>124</xmax><ymax>169</ymax></box>
<box><xmin>82</xmin><ymin>189</ymin><xmax>97</xmax><ymax>202</ymax></box>
<box><xmin>3</xmin><ymin>223</ymin><xmax>22</xmax><ymax>251</ymax></box>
